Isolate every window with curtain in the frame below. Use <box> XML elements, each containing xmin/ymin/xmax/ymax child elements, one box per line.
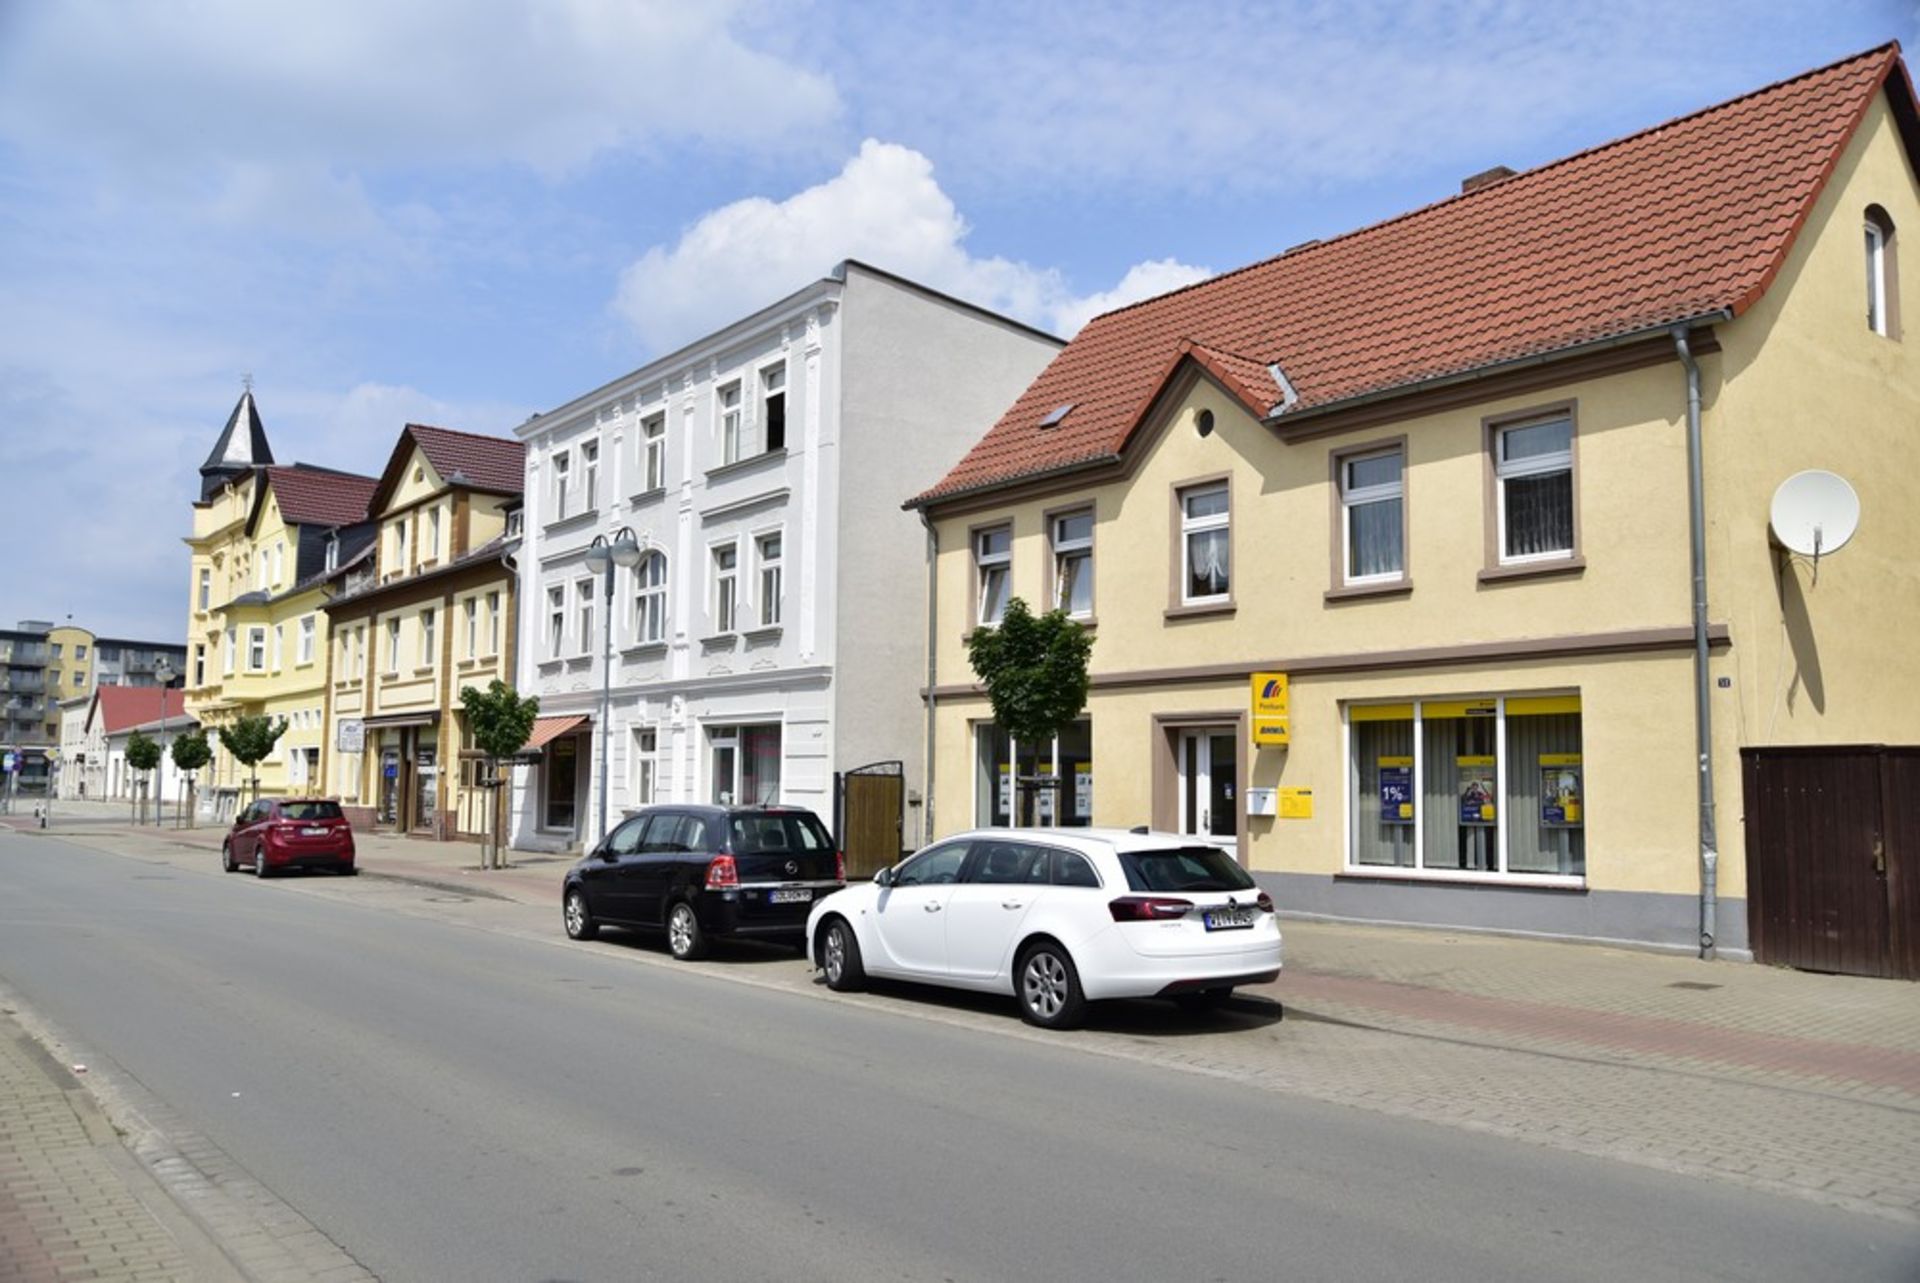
<box><xmin>1341</xmin><ymin>449</ymin><xmax>1404</xmax><ymax>582</ymax></box>
<box><xmin>1181</xmin><ymin>483</ymin><xmax>1230</xmax><ymax>602</ymax></box>
<box><xmin>1495</xmin><ymin>417</ymin><xmax>1574</xmax><ymax>562</ymax></box>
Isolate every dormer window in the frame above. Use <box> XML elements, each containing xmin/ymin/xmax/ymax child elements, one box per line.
<box><xmin>506</xmin><ymin>509</ymin><xmax>523</xmax><ymax>538</ymax></box>
<box><xmin>1866</xmin><ymin>205</ymin><xmax>1898</xmax><ymax>338</ymax></box>
<box><xmin>324</xmin><ymin>534</ymin><xmax>339</xmax><ymax>573</ymax></box>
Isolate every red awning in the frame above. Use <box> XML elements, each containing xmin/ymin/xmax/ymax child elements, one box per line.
<box><xmin>523</xmin><ymin>714</ymin><xmax>589</xmax><ymax>752</ymax></box>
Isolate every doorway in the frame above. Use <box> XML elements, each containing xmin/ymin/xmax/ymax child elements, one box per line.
<box><xmin>1177</xmin><ymin>728</ymin><xmax>1238</xmax><ymax>852</ymax></box>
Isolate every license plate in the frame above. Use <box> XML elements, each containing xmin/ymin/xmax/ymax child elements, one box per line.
<box><xmin>769</xmin><ymin>888</ymin><xmax>813</xmax><ymax>904</ymax></box>
<box><xmin>1204</xmin><ymin>908</ymin><xmax>1255</xmax><ymax>931</ymax></box>
<box><xmin>300</xmin><ymin>826</ymin><xmax>329</xmax><ymax>837</ymax></box>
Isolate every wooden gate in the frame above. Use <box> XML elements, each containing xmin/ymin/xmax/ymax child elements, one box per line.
<box><xmin>837</xmin><ymin>761</ymin><xmax>905</xmax><ymax>880</ymax></box>
<box><xmin>1742</xmin><ymin>746</ymin><xmax>1918</xmax><ymax>980</ymax></box>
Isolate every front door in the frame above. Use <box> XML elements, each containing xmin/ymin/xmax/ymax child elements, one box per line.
<box><xmin>1178</xmin><ymin>729</ymin><xmax>1238</xmax><ymax>854</ymax></box>
<box><xmin>378</xmin><ymin>747</ymin><xmax>401</xmax><ymax>826</ymax></box>
<box><xmin>415</xmin><ymin>746</ymin><xmax>438</xmax><ymax>832</ymax></box>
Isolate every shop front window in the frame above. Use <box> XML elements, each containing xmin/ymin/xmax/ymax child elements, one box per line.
<box><xmin>1346</xmin><ymin>695</ymin><xmax>1583</xmax><ymax>880</ymax></box>
<box><xmin>710</xmin><ymin>724</ymin><xmax>780</xmax><ymax>805</ymax></box>
<box><xmin>973</xmin><ymin>720</ymin><xmax>1092</xmax><ymax>828</ymax></box>
<box><xmin>545</xmin><ymin>737</ymin><xmax>579</xmax><ymax>831</ymax></box>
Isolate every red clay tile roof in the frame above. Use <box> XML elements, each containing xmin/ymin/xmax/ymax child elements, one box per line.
<box><xmin>915</xmin><ymin>44</ymin><xmax>1913</xmax><ymax>506</ymax></box>
<box><xmin>407</xmin><ymin>424</ymin><xmax>525</xmax><ymax>495</ymax></box>
<box><xmin>264</xmin><ymin>465</ymin><xmax>378</xmax><ymax>528</ymax></box>
<box><xmin>92</xmin><ymin>686</ymin><xmax>181</xmax><ymax>735</ymax></box>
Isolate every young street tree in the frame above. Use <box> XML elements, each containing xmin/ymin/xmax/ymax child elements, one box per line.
<box><xmin>459</xmin><ymin>679</ymin><xmax>539</xmax><ymax>869</ymax></box>
<box><xmin>125</xmin><ymin>730</ymin><xmax>161</xmax><ymax>825</ymax></box>
<box><xmin>170</xmin><ymin>729</ymin><xmax>212</xmax><ymax>828</ymax></box>
<box><xmin>217</xmin><ymin>715</ymin><xmax>288</xmax><ymax>806</ymax></box>
<box><xmin>966</xmin><ymin>596</ymin><xmax>1094</xmax><ymax>826</ymax></box>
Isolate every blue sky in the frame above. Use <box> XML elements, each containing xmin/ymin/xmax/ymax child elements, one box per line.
<box><xmin>0</xmin><ymin>0</ymin><xmax>1910</xmax><ymax>640</ymax></box>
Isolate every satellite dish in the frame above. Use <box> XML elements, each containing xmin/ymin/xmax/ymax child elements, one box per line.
<box><xmin>1769</xmin><ymin>470</ymin><xmax>1860</xmax><ymax>558</ymax></box>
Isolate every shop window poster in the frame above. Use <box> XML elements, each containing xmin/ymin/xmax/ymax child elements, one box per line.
<box><xmin>1457</xmin><ymin>755</ymin><xmax>1496</xmax><ymax>825</ymax></box>
<box><xmin>1541</xmin><ymin>753</ymin><xmax>1583</xmax><ymax>826</ymax></box>
<box><xmin>1378</xmin><ymin>755</ymin><xmax>1414</xmax><ymax>824</ymax></box>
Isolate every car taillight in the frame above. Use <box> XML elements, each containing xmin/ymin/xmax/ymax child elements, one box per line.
<box><xmin>1108</xmin><ymin>896</ymin><xmax>1194</xmax><ymax>922</ymax></box>
<box><xmin>834</xmin><ymin>851</ymin><xmax>846</xmax><ymax>883</ymax></box>
<box><xmin>1256</xmin><ymin>891</ymin><xmax>1274</xmax><ymax>913</ymax></box>
<box><xmin>705</xmin><ymin>854</ymin><xmax>739</xmax><ymax>890</ymax></box>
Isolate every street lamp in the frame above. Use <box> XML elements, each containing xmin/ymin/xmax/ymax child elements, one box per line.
<box><xmin>2</xmin><ymin>695</ymin><xmax>19</xmax><ymax>814</ymax></box>
<box><xmin>583</xmin><ymin>526</ymin><xmax>643</xmax><ymax>848</ymax></box>
<box><xmin>155</xmin><ymin>658</ymin><xmax>176</xmax><ymax>826</ymax></box>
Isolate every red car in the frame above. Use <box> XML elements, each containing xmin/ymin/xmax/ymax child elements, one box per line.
<box><xmin>222</xmin><ymin>797</ymin><xmax>357</xmax><ymax>877</ymax></box>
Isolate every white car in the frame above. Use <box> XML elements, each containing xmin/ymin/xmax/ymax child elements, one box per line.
<box><xmin>806</xmin><ymin>828</ymin><xmax>1282</xmax><ymax>1029</ymax></box>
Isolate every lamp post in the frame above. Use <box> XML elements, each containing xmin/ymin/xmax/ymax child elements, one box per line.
<box><xmin>155</xmin><ymin>658</ymin><xmax>176</xmax><ymax>826</ymax></box>
<box><xmin>2</xmin><ymin>696</ymin><xmax>18</xmax><ymax>814</ymax></box>
<box><xmin>582</xmin><ymin>526</ymin><xmax>643</xmax><ymax>849</ymax></box>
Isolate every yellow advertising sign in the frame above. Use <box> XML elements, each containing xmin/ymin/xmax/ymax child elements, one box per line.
<box><xmin>1279</xmin><ymin>787</ymin><xmax>1313</xmax><ymax>819</ymax></box>
<box><xmin>1251</xmin><ymin>672</ymin><xmax>1290</xmax><ymax>746</ymax></box>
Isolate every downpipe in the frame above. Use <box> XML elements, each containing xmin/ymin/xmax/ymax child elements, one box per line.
<box><xmin>1672</xmin><ymin>326</ymin><xmax>1718</xmax><ymax>960</ymax></box>
<box><xmin>920</xmin><ymin>511</ymin><xmax>939</xmax><ymax>848</ymax></box>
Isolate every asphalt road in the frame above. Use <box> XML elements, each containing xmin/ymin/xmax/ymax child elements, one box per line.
<box><xmin>1</xmin><ymin>828</ymin><xmax>1915</xmax><ymax>1282</ymax></box>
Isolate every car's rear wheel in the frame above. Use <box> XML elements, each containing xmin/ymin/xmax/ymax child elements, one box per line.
<box><xmin>253</xmin><ymin>846</ymin><xmax>270</xmax><ymax>878</ymax></box>
<box><xmin>563</xmin><ymin>888</ymin><xmax>597</xmax><ymax>941</ymax></box>
<box><xmin>666</xmin><ymin>901</ymin><xmax>707</xmax><ymax>961</ymax></box>
<box><xmin>1017</xmin><ymin>941</ymin><xmax>1087</xmax><ymax>1030</ymax></box>
<box><xmin>821</xmin><ymin>917</ymin><xmax>865</xmax><ymax>992</ymax></box>
<box><xmin>221</xmin><ymin>841</ymin><xmax>237</xmax><ymax>874</ymax></box>
<box><xmin>1174</xmin><ymin>987</ymin><xmax>1233</xmax><ymax>1014</ymax></box>
<box><xmin>339</xmin><ymin>864</ymin><xmax>358</xmax><ymax>876</ymax></box>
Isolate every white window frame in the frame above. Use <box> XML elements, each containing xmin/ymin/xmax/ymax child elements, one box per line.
<box><xmin>393</xmin><ymin>520</ymin><xmax>408</xmax><ymax>573</ymax></box>
<box><xmin>719</xmin><ymin>381</ymin><xmax>743</xmax><ymax>465</ymax></box>
<box><xmin>632</xmin><ymin>726</ymin><xmax>657</xmax><ymax>806</ymax></box>
<box><xmin>198</xmin><ymin>567</ymin><xmax>211</xmax><ymax>611</ymax></box>
<box><xmin>713</xmin><ymin>541</ymin><xmax>739</xmax><ymax>634</ymax></box>
<box><xmin>273</xmin><ymin>624</ymin><xmax>284</xmax><ymax>671</ymax></box>
<box><xmin>247</xmin><ymin>627</ymin><xmax>266</xmax><ymax>673</ymax></box>
<box><xmin>1180</xmin><ymin>483</ymin><xmax>1231</xmax><ymax>605</ymax></box>
<box><xmin>324</xmin><ymin>535</ymin><xmax>339</xmax><ymax>573</ymax></box>
<box><xmin>386</xmin><ymin>617</ymin><xmax>401</xmax><ymax>673</ymax></box>
<box><xmin>756</xmin><ymin>531</ymin><xmax>783</xmax><ymax>628</ymax></box>
<box><xmin>552</xmin><ymin>450</ymin><xmax>572</xmax><ymax>521</ymax></box>
<box><xmin>1051</xmin><ymin>510</ymin><xmax>1093</xmax><ymax>618</ymax></box>
<box><xmin>419</xmin><ymin>607</ymin><xmax>436</xmax><ymax>668</ymax></box>
<box><xmin>427</xmin><ymin>506</ymin><xmax>442</xmax><ymax>562</ymax></box>
<box><xmin>465</xmin><ymin>597</ymin><xmax>478</xmax><ymax>658</ymax></box>
<box><xmin>581</xmin><ymin>439</ymin><xmax>599</xmax><ymax>511</ymax></box>
<box><xmin>1867</xmin><ymin>218</ymin><xmax>1889</xmax><ymax>336</ymax></box>
<box><xmin>759</xmin><ymin>362</ymin><xmax>787</xmax><ymax>454</ymax></box>
<box><xmin>487</xmin><ymin>591</ymin><xmax>502</xmax><ymax>655</ymax></box>
<box><xmin>975</xmin><ymin>525</ymin><xmax>1011</xmax><ymax>626</ymax></box>
<box><xmin>1340</xmin><ymin>447</ymin><xmax>1406</xmax><ymax>585</ymax></box>
<box><xmin>548</xmin><ymin>586</ymin><xmax>565</xmax><ymax>658</ymax></box>
<box><xmin>641</xmin><ymin>412</ymin><xmax>666</xmax><ymax>491</ymax></box>
<box><xmin>575</xmin><ymin>578</ymin><xmax>595</xmax><ymax>656</ymax></box>
<box><xmin>224</xmin><ymin>628</ymin><xmax>235</xmax><ymax>677</ymax></box>
<box><xmin>634</xmin><ymin>551</ymin><xmax>668</xmax><ymax>645</ymax></box>
<box><xmin>1494</xmin><ymin>417</ymin><xmax>1575</xmax><ymax>565</ymax></box>
<box><xmin>297</xmin><ymin>615</ymin><xmax>315</xmax><ymax>665</ymax></box>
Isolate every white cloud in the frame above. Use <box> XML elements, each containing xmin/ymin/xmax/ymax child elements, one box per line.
<box><xmin>0</xmin><ymin>0</ymin><xmax>840</xmax><ymax>183</ymax></box>
<box><xmin>613</xmin><ymin>140</ymin><xmax>1211</xmax><ymax>351</ymax></box>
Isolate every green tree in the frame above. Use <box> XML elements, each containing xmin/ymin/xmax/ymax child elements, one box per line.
<box><xmin>459</xmin><ymin>680</ymin><xmax>539</xmax><ymax>869</ymax></box>
<box><xmin>217</xmin><ymin>715</ymin><xmax>288</xmax><ymax>805</ymax></box>
<box><xmin>125</xmin><ymin>730</ymin><xmax>161</xmax><ymax>825</ymax></box>
<box><xmin>966</xmin><ymin>597</ymin><xmax>1093</xmax><ymax>826</ymax></box>
<box><xmin>170</xmin><ymin>730</ymin><xmax>212</xmax><ymax>829</ymax></box>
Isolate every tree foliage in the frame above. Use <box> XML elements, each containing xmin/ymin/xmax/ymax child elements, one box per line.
<box><xmin>125</xmin><ymin>730</ymin><xmax>161</xmax><ymax>773</ymax></box>
<box><xmin>170</xmin><ymin>729</ymin><xmax>212</xmax><ymax>773</ymax></box>
<box><xmin>459</xmin><ymin>680</ymin><xmax>540</xmax><ymax>760</ymax></box>
<box><xmin>217</xmin><ymin>715</ymin><xmax>288</xmax><ymax>769</ymax></box>
<box><xmin>965</xmin><ymin>597</ymin><xmax>1093</xmax><ymax>750</ymax></box>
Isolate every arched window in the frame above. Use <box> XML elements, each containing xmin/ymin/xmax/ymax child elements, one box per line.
<box><xmin>1865</xmin><ymin>205</ymin><xmax>1898</xmax><ymax>338</ymax></box>
<box><xmin>632</xmin><ymin>551</ymin><xmax>668</xmax><ymax>644</ymax></box>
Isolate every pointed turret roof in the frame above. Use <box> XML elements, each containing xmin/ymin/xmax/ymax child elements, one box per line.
<box><xmin>199</xmin><ymin>388</ymin><xmax>275</xmax><ymax>500</ymax></box>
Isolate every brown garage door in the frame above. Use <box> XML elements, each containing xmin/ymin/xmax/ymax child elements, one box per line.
<box><xmin>1742</xmin><ymin>746</ymin><xmax>1918</xmax><ymax>980</ymax></box>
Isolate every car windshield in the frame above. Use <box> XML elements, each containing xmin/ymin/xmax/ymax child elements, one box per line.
<box><xmin>280</xmin><ymin>801</ymin><xmax>343</xmax><ymax>821</ymax></box>
<box><xmin>1116</xmin><ymin>846</ymin><xmax>1255</xmax><ymax>893</ymax></box>
<box><xmin>729</xmin><ymin>813</ymin><xmax>833</xmax><ymax>854</ymax></box>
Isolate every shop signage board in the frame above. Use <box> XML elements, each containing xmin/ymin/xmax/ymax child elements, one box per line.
<box><xmin>336</xmin><ymin>719</ymin><xmax>365</xmax><ymax>753</ymax></box>
<box><xmin>1378</xmin><ymin>755</ymin><xmax>1414</xmax><ymax>823</ymax></box>
<box><xmin>1250</xmin><ymin>672</ymin><xmax>1290</xmax><ymax>746</ymax></box>
<box><xmin>1279</xmin><ymin>786</ymin><xmax>1313</xmax><ymax>819</ymax></box>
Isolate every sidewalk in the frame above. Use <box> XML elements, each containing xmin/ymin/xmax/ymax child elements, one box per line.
<box><xmin>0</xmin><ymin>1008</ymin><xmax>194</xmax><ymax>1282</ymax></box>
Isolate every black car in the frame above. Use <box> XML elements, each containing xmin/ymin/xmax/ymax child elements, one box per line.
<box><xmin>562</xmin><ymin>805</ymin><xmax>844</xmax><ymax>959</ymax></box>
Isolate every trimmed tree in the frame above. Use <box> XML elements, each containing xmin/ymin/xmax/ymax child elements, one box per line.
<box><xmin>459</xmin><ymin>680</ymin><xmax>539</xmax><ymax>869</ymax></box>
<box><xmin>965</xmin><ymin>597</ymin><xmax>1094</xmax><ymax>827</ymax></box>
<box><xmin>125</xmin><ymin>730</ymin><xmax>161</xmax><ymax>826</ymax></box>
<box><xmin>170</xmin><ymin>730</ymin><xmax>212</xmax><ymax>828</ymax></box>
<box><xmin>217</xmin><ymin>715</ymin><xmax>288</xmax><ymax>806</ymax></box>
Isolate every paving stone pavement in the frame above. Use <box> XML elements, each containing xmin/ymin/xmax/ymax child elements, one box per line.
<box><xmin>0</xmin><ymin>1010</ymin><xmax>193</xmax><ymax>1282</ymax></box>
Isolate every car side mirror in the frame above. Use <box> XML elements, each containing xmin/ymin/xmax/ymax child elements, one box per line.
<box><xmin>597</xmin><ymin>846</ymin><xmax>617</xmax><ymax>861</ymax></box>
<box><xmin>873</xmin><ymin>866</ymin><xmax>895</xmax><ymax>888</ymax></box>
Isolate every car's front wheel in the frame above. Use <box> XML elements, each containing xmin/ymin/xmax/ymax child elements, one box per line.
<box><xmin>1017</xmin><ymin>941</ymin><xmax>1087</xmax><ymax>1030</ymax></box>
<box><xmin>563</xmin><ymin>888</ymin><xmax>597</xmax><ymax>941</ymax></box>
<box><xmin>666</xmin><ymin>901</ymin><xmax>707</xmax><ymax>961</ymax></box>
<box><xmin>820</xmin><ymin>917</ymin><xmax>865</xmax><ymax>992</ymax></box>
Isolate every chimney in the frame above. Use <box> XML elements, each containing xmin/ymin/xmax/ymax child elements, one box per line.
<box><xmin>1461</xmin><ymin>165</ymin><xmax>1518</xmax><ymax>194</ymax></box>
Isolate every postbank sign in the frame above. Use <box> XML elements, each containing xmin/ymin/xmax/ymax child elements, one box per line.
<box><xmin>1250</xmin><ymin>672</ymin><xmax>1290</xmax><ymax>747</ymax></box>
